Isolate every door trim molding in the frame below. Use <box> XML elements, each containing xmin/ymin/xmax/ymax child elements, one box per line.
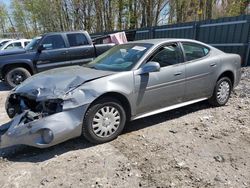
<box><xmin>36</xmin><ymin>61</ymin><xmax>71</xmax><ymax>68</ymax></box>
<box><xmin>146</xmin><ymin>78</ymin><xmax>186</xmax><ymax>91</ymax></box>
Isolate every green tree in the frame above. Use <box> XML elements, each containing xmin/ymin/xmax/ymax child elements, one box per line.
<box><xmin>12</xmin><ymin>0</ymin><xmax>30</xmax><ymax>36</ymax></box>
<box><xmin>4</xmin><ymin>0</ymin><xmax>248</xmax><ymax>37</ymax></box>
<box><xmin>0</xmin><ymin>4</ymin><xmax>8</xmax><ymax>34</ymax></box>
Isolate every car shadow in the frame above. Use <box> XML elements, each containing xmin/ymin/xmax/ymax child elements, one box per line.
<box><xmin>124</xmin><ymin>100</ymin><xmax>212</xmax><ymax>134</ymax></box>
<box><xmin>0</xmin><ymin>138</ymin><xmax>95</xmax><ymax>162</ymax></box>
<box><xmin>1</xmin><ymin>101</ymin><xmax>212</xmax><ymax>163</ymax></box>
<box><xmin>0</xmin><ymin>81</ymin><xmax>11</xmax><ymax>91</ymax></box>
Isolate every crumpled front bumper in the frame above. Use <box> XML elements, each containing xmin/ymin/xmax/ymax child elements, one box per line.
<box><xmin>0</xmin><ymin>105</ymin><xmax>88</xmax><ymax>149</ymax></box>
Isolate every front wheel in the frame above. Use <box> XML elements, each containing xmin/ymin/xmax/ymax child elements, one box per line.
<box><xmin>209</xmin><ymin>77</ymin><xmax>232</xmax><ymax>106</ymax></box>
<box><xmin>4</xmin><ymin>67</ymin><xmax>31</xmax><ymax>88</ymax></box>
<box><xmin>82</xmin><ymin>98</ymin><xmax>126</xmax><ymax>144</ymax></box>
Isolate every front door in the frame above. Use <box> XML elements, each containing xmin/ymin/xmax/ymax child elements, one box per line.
<box><xmin>35</xmin><ymin>34</ymin><xmax>70</xmax><ymax>72</ymax></box>
<box><xmin>134</xmin><ymin>43</ymin><xmax>186</xmax><ymax>115</ymax></box>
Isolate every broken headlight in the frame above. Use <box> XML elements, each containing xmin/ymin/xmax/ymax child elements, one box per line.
<box><xmin>6</xmin><ymin>93</ymin><xmax>63</xmax><ymax>118</ymax></box>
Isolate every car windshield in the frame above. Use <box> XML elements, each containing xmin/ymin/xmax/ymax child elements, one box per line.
<box><xmin>25</xmin><ymin>36</ymin><xmax>42</xmax><ymax>51</ymax></box>
<box><xmin>86</xmin><ymin>43</ymin><xmax>153</xmax><ymax>71</ymax></box>
<box><xmin>0</xmin><ymin>40</ymin><xmax>10</xmax><ymax>47</ymax></box>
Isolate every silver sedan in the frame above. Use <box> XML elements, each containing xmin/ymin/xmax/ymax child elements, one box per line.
<box><xmin>0</xmin><ymin>39</ymin><xmax>241</xmax><ymax>148</ymax></box>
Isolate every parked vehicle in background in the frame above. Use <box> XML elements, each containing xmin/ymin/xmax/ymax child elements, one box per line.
<box><xmin>0</xmin><ymin>39</ymin><xmax>241</xmax><ymax>149</ymax></box>
<box><xmin>0</xmin><ymin>39</ymin><xmax>31</xmax><ymax>51</ymax></box>
<box><xmin>0</xmin><ymin>31</ymin><xmax>116</xmax><ymax>87</ymax></box>
<box><xmin>0</xmin><ymin>39</ymin><xmax>13</xmax><ymax>48</ymax></box>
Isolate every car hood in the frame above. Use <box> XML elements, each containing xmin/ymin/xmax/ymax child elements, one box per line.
<box><xmin>13</xmin><ymin>66</ymin><xmax>114</xmax><ymax>101</ymax></box>
<box><xmin>0</xmin><ymin>48</ymin><xmax>26</xmax><ymax>56</ymax></box>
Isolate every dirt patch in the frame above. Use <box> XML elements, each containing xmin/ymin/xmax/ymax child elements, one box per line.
<box><xmin>0</xmin><ymin>68</ymin><xmax>249</xmax><ymax>188</ymax></box>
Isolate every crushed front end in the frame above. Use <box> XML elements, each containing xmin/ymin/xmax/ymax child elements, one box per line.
<box><xmin>0</xmin><ymin>66</ymin><xmax>113</xmax><ymax>149</ymax></box>
<box><xmin>0</xmin><ymin>92</ymin><xmax>89</xmax><ymax>149</ymax></box>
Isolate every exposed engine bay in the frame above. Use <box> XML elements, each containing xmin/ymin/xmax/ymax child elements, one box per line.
<box><xmin>6</xmin><ymin>94</ymin><xmax>63</xmax><ymax>120</ymax></box>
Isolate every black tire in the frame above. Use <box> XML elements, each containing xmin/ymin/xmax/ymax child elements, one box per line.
<box><xmin>209</xmin><ymin>77</ymin><xmax>232</xmax><ymax>106</ymax></box>
<box><xmin>4</xmin><ymin>67</ymin><xmax>31</xmax><ymax>88</ymax></box>
<box><xmin>82</xmin><ymin>98</ymin><xmax>126</xmax><ymax>144</ymax></box>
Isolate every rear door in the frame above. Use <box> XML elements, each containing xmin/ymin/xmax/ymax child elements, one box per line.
<box><xmin>134</xmin><ymin>43</ymin><xmax>186</xmax><ymax>115</ymax></box>
<box><xmin>181</xmin><ymin>42</ymin><xmax>216</xmax><ymax>101</ymax></box>
<box><xmin>66</xmin><ymin>33</ymin><xmax>95</xmax><ymax>66</ymax></box>
<box><xmin>35</xmin><ymin>34</ymin><xmax>70</xmax><ymax>72</ymax></box>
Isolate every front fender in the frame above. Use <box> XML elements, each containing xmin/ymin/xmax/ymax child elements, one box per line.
<box><xmin>0</xmin><ymin>59</ymin><xmax>35</xmax><ymax>79</ymax></box>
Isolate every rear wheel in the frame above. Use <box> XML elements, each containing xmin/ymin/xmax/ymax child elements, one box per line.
<box><xmin>82</xmin><ymin>98</ymin><xmax>126</xmax><ymax>144</ymax></box>
<box><xmin>4</xmin><ymin>67</ymin><xmax>31</xmax><ymax>88</ymax></box>
<box><xmin>209</xmin><ymin>77</ymin><xmax>232</xmax><ymax>106</ymax></box>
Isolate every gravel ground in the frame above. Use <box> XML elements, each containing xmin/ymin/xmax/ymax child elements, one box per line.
<box><xmin>0</xmin><ymin>68</ymin><xmax>249</xmax><ymax>188</ymax></box>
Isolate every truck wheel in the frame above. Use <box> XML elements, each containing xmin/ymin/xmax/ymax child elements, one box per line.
<box><xmin>82</xmin><ymin>98</ymin><xmax>126</xmax><ymax>144</ymax></box>
<box><xmin>4</xmin><ymin>67</ymin><xmax>31</xmax><ymax>88</ymax></box>
<box><xmin>208</xmin><ymin>77</ymin><xmax>232</xmax><ymax>106</ymax></box>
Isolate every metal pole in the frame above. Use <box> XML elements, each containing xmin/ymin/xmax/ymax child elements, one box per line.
<box><xmin>244</xmin><ymin>16</ymin><xmax>250</xmax><ymax>67</ymax></box>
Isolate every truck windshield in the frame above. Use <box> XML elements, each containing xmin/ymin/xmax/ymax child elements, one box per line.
<box><xmin>86</xmin><ymin>43</ymin><xmax>153</xmax><ymax>71</ymax></box>
<box><xmin>25</xmin><ymin>36</ymin><xmax>42</xmax><ymax>51</ymax></box>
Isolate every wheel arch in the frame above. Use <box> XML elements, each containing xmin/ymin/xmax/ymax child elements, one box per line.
<box><xmin>2</xmin><ymin>62</ymin><xmax>34</xmax><ymax>78</ymax></box>
<box><xmin>217</xmin><ymin>70</ymin><xmax>235</xmax><ymax>87</ymax></box>
<box><xmin>89</xmin><ymin>92</ymin><xmax>132</xmax><ymax>121</ymax></box>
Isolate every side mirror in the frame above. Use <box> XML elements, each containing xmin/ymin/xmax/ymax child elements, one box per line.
<box><xmin>37</xmin><ymin>45</ymin><xmax>44</xmax><ymax>53</ymax></box>
<box><xmin>136</xmin><ymin>61</ymin><xmax>160</xmax><ymax>75</ymax></box>
<box><xmin>37</xmin><ymin>44</ymin><xmax>52</xmax><ymax>52</ymax></box>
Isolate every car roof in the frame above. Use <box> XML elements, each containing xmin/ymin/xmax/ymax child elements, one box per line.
<box><xmin>3</xmin><ymin>39</ymin><xmax>31</xmax><ymax>44</ymax></box>
<box><xmin>128</xmin><ymin>38</ymin><xmax>206</xmax><ymax>45</ymax></box>
<box><xmin>44</xmin><ymin>30</ymin><xmax>88</xmax><ymax>36</ymax></box>
<box><xmin>11</xmin><ymin>39</ymin><xmax>31</xmax><ymax>42</ymax></box>
<box><xmin>128</xmin><ymin>38</ymin><xmax>219</xmax><ymax>51</ymax></box>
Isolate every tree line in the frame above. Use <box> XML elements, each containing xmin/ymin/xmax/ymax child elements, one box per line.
<box><xmin>0</xmin><ymin>0</ymin><xmax>249</xmax><ymax>38</ymax></box>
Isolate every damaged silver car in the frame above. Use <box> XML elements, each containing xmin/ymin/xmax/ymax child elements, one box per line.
<box><xmin>0</xmin><ymin>39</ymin><xmax>241</xmax><ymax>149</ymax></box>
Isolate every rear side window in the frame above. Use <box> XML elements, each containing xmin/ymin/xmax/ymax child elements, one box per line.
<box><xmin>6</xmin><ymin>42</ymin><xmax>22</xmax><ymax>49</ymax></box>
<box><xmin>67</xmin><ymin>33</ymin><xmax>89</xmax><ymax>47</ymax></box>
<box><xmin>13</xmin><ymin>42</ymin><xmax>22</xmax><ymax>47</ymax></box>
<box><xmin>182</xmin><ymin>43</ymin><xmax>210</xmax><ymax>61</ymax></box>
<box><xmin>41</xmin><ymin>35</ymin><xmax>66</xmax><ymax>50</ymax></box>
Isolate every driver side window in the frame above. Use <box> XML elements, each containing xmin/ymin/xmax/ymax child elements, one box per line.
<box><xmin>150</xmin><ymin>43</ymin><xmax>183</xmax><ymax>67</ymax></box>
<box><xmin>41</xmin><ymin>35</ymin><xmax>66</xmax><ymax>50</ymax></box>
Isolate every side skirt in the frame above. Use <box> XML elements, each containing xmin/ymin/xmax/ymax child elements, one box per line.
<box><xmin>132</xmin><ymin>98</ymin><xmax>208</xmax><ymax>120</ymax></box>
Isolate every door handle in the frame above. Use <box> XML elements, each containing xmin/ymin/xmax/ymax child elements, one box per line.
<box><xmin>210</xmin><ymin>63</ymin><xmax>217</xmax><ymax>67</ymax></box>
<box><xmin>174</xmin><ymin>72</ymin><xmax>182</xmax><ymax>76</ymax></box>
<box><xmin>61</xmin><ymin>51</ymin><xmax>69</xmax><ymax>55</ymax></box>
